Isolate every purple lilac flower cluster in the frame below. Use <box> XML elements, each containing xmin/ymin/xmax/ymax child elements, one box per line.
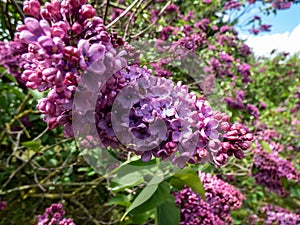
<box><xmin>37</xmin><ymin>203</ymin><xmax>75</xmax><ymax>225</ymax></box>
<box><xmin>93</xmin><ymin>65</ymin><xmax>253</xmax><ymax>168</ymax></box>
<box><xmin>251</xmin><ymin>125</ymin><xmax>300</xmax><ymax>196</ymax></box>
<box><xmin>2</xmin><ymin>0</ymin><xmax>126</xmax><ymax>137</ymax></box>
<box><xmin>224</xmin><ymin>90</ymin><xmax>260</xmax><ymax>120</ymax></box>
<box><xmin>260</xmin><ymin>204</ymin><xmax>300</xmax><ymax>225</ymax></box>
<box><xmin>250</xmin><ymin>24</ymin><xmax>272</xmax><ymax>35</ymax></box>
<box><xmin>247</xmin><ymin>0</ymin><xmax>292</xmax><ymax>9</ymax></box>
<box><xmin>251</xmin><ymin>150</ymin><xmax>300</xmax><ymax>196</ymax></box>
<box><xmin>0</xmin><ymin>0</ymin><xmax>253</xmax><ymax>168</ymax></box>
<box><xmin>0</xmin><ymin>37</ymin><xmax>28</xmax><ymax>86</ymax></box>
<box><xmin>294</xmin><ymin>86</ymin><xmax>300</xmax><ymax>111</ymax></box>
<box><xmin>173</xmin><ymin>172</ymin><xmax>245</xmax><ymax>225</ymax></box>
<box><xmin>147</xmin><ymin>6</ymin><xmax>252</xmax><ymax>84</ymax></box>
<box><xmin>224</xmin><ymin>0</ymin><xmax>242</xmax><ymax>10</ymax></box>
<box><xmin>255</xmin><ymin>126</ymin><xmax>284</xmax><ymax>152</ymax></box>
<box><xmin>0</xmin><ymin>200</ymin><xmax>7</xmax><ymax>211</ymax></box>
<box><xmin>270</xmin><ymin>0</ymin><xmax>292</xmax><ymax>9</ymax></box>
<box><xmin>291</xmin><ymin>119</ymin><xmax>300</xmax><ymax>152</ymax></box>
<box><xmin>246</xmin><ymin>0</ymin><xmax>292</xmax><ymax>34</ymax></box>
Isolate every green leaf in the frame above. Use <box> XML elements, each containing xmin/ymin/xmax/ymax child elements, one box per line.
<box><xmin>121</xmin><ymin>183</ymin><xmax>158</xmax><ymax>220</ymax></box>
<box><xmin>130</xmin><ymin>182</ymin><xmax>170</xmax><ymax>215</ymax></box>
<box><xmin>87</xmin><ymin>170</ymin><xmax>96</xmax><ymax>176</ymax></box>
<box><xmin>260</xmin><ymin>140</ymin><xmax>272</xmax><ymax>153</ymax></box>
<box><xmin>121</xmin><ymin>172</ymin><xmax>167</xmax><ymax>221</ymax></box>
<box><xmin>131</xmin><ymin>210</ymin><xmax>154</xmax><ymax>224</ymax></box>
<box><xmin>4</xmin><ymin>73</ymin><xmax>17</xmax><ymax>83</ymax></box>
<box><xmin>157</xmin><ymin>195</ymin><xmax>180</xmax><ymax>225</ymax></box>
<box><xmin>110</xmin><ymin>163</ymin><xmax>162</xmax><ymax>192</ymax></box>
<box><xmin>110</xmin><ymin>171</ymin><xmax>144</xmax><ymax>192</ymax></box>
<box><xmin>21</xmin><ymin>140</ymin><xmax>41</xmax><ymax>151</ymax></box>
<box><xmin>29</xmin><ymin>89</ymin><xmax>45</xmax><ymax>100</ymax></box>
<box><xmin>171</xmin><ymin>167</ymin><xmax>206</xmax><ymax>200</ymax></box>
<box><xmin>127</xmin><ymin>158</ymin><xmax>156</xmax><ymax>167</ymax></box>
<box><xmin>251</xmin><ymin>166</ymin><xmax>259</xmax><ymax>175</ymax></box>
<box><xmin>282</xmin><ymin>177</ymin><xmax>289</xmax><ymax>189</ymax></box>
<box><xmin>107</xmin><ymin>195</ymin><xmax>131</xmax><ymax>207</ymax></box>
<box><xmin>77</xmin><ymin>167</ymin><xmax>91</xmax><ymax>172</ymax></box>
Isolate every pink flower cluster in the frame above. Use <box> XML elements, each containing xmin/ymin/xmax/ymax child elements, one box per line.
<box><xmin>251</xmin><ymin>126</ymin><xmax>300</xmax><ymax>196</ymax></box>
<box><xmin>0</xmin><ymin>0</ymin><xmax>254</xmax><ymax>168</ymax></box>
<box><xmin>87</xmin><ymin>65</ymin><xmax>253</xmax><ymax>168</ymax></box>
<box><xmin>260</xmin><ymin>204</ymin><xmax>300</xmax><ymax>224</ymax></box>
<box><xmin>6</xmin><ymin>0</ymin><xmax>126</xmax><ymax>137</ymax></box>
<box><xmin>0</xmin><ymin>38</ymin><xmax>28</xmax><ymax>87</ymax></box>
<box><xmin>150</xmin><ymin>10</ymin><xmax>253</xmax><ymax>84</ymax></box>
<box><xmin>173</xmin><ymin>172</ymin><xmax>245</xmax><ymax>225</ymax></box>
<box><xmin>0</xmin><ymin>200</ymin><xmax>7</xmax><ymax>211</ymax></box>
<box><xmin>224</xmin><ymin>90</ymin><xmax>260</xmax><ymax>120</ymax></box>
<box><xmin>37</xmin><ymin>203</ymin><xmax>75</xmax><ymax>225</ymax></box>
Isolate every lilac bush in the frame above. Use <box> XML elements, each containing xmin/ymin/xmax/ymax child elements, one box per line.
<box><xmin>2</xmin><ymin>0</ymin><xmax>298</xmax><ymax>224</ymax></box>
<box><xmin>0</xmin><ymin>0</ymin><xmax>254</xmax><ymax>169</ymax></box>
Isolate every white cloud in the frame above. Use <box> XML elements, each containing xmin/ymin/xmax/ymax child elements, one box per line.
<box><xmin>240</xmin><ymin>23</ymin><xmax>300</xmax><ymax>57</ymax></box>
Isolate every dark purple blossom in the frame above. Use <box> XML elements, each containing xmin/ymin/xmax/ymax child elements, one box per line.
<box><xmin>237</xmin><ymin>63</ymin><xmax>252</xmax><ymax>83</ymax></box>
<box><xmin>260</xmin><ymin>204</ymin><xmax>300</xmax><ymax>224</ymax></box>
<box><xmin>37</xmin><ymin>204</ymin><xmax>76</xmax><ymax>225</ymax></box>
<box><xmin>0</xmin><ymin>200</ymin><xmax>7</xmax><ymax>211</ymax></box>
<box><xmin>4</xmin><ymin>0</ymin><xmax>126</xmax><ymax>136</ymax></box>
<box><xmin>224</xmin><ymin>0</ymin><xmax>242</xmax><ymax>10</ymax></box>
<box><xmin>173</xmin><ymin>172</ymin><xmax>245</xmax><ymax>225</ymax></box>
<box><xmin>260</xmin><ymin>24</ymin><xmax>272</xmax><ymax>32</ymax></box>
<box><xmin>93</xmin><ymin>65</ymin><xmax>253</xmax><ymax>168</ymax></box>
<box><xmin>251</xmin><ymin>145</ymin><xmax>300</xmax><ymax>196</ymax></box>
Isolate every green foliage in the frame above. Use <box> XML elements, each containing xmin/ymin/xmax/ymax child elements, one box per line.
<box><xmin>170</xmin><ymin>167</ymin><xmax>206</xmax><ymax>200</ymax></box>
<box><xmin>1</xmin><ymin>1</ymin><xmax>300</xmax><ymax>224</ymax></box>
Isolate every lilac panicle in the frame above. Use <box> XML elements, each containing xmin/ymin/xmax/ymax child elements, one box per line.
<box><xmin>260</xmin><ymin>204</ymin><xmax>300</xmax><ymax>225</ymax></box>
<box><xmin>37</xmin><ymin>203</ymin><xmax>76</xmax><ymax>225</ymax></box>
<box><xmin>93</xmin><ymin>65</ymin><xmax>253</xmax><ymax>168</ymax></box>
<box><xmin>251</xmin><ymin>126</ymin><xmax>300</xmax><ymax>196</ymax></box>
<box><xmin>3</xmin><ymin>0</ymin><xmax>126</xmax><ymax>136</ymax></box>
<box><xmin>173</xmin><ymin>172</ymin><xmax>245</xmax><ymax>225</ymax></box>
<box><xmin>0</xmin><ymin>200</ymin><xmax>7</xmax><ymax>211</ymax></box>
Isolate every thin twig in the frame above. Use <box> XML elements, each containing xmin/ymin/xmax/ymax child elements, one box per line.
<box><xmin>131</xmin><ymin>1</ymin><xmax>171</xmax><ymax>38</ymax></box>
<box><xmin>2</xmin><ymin>138</ymin><xmax>72</xmax><ymax>188</ymax></box>
<box><xmin>6</xmin><ymin>129</ymin><xmax>23</xmax><ymax>167</ymax></box>
<box><xmin>0</xmin><ymin>109</ymin><xmax>39</xmax><ymax>143</ymax></box>
<box><xmin>29</xmin><ymin>193</ymin><xmax>73</xmax><ymax>198</ymax></box>
<box><xmin>103</xmin><ymin>0</ymin><xmax>110</xmax><ymax>25</ymax></box>
<box><xmin>123</xmin><ymin>0</ymin><xmax>144</xmax><ymax>40</ymax></box>
<box><xmin>34</xmin><ymin>170</ymin><xmax>47</xmax><ymax>192</ymax></box>
<box><xmin>9</xmin><ymin>0</ymin><xmax>25</xmax><ymax>20</ymax></box>
<box><xmin>33</xmin><ymin>127</ymin><xmax>49</xmax><ymax>141</ymax></box>
<box><xmin>0</xmin><ymin>181</ymin><xmax>102</xmax><ymax>195</ymax></box>
<box><xmin>2</xmin><ymin>153</ymin><xmax>38</xmax><ymax>188</ymax></box>
<box><xmin>106</xmin><ymin>0</ymin><xmax>140</xmax><ymax>29</ymax></box>
<box><xmin>109</xmin><ymin>2</ymin><xmax>127</xmax><ymax>10</ymax></box>
<box><xmin>70</xmin><ymin>198</ymin><xmax>100</xmax><ymax>225</ymax></box>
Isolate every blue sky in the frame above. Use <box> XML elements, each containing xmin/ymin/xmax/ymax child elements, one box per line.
<box><xmin>232</xmin><ymin>3</ymin><xmax>300</xmax><ymax>56</ymax></box>
<box><xmin>250</xmin><ymin>3</ymin><xmax>300</xmax><ymax>34</ymax></box>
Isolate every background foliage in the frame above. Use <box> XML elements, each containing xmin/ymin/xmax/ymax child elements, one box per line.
<box><xmin>0</xmin><ymin>0</ymin><xmax>300</xmax><ymax>224</ymax></box>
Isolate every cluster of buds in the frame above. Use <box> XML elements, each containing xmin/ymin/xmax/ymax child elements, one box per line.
<box><xmin>37</xmin><ymin>203</ymin><xmax>75</xmax><ymax>225</ymax></box>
